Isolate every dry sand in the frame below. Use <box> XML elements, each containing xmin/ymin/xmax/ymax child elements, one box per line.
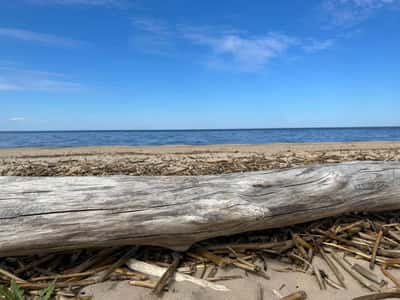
<box><xmin>2</xmin><ymin>141</ymin><xmax>400</xmax><ymax>299</ymax></box>
<box><xmin>1</xmin><ymin>141</ymin><xmax>400</xmax><ymax>176</ymax></box>
<box><xmin>83</xmin><ymin>258</ymin><xmax>392</xmax><ymax>300</ymax></box>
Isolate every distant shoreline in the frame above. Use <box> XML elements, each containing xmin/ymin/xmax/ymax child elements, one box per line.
<box><xmin>1</xmin><ymin>125</ymin><xmax>400</xmax><ymax>133</ymax></box>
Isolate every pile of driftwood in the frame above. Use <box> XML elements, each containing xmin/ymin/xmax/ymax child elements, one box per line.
<box><xmin>2</xmin><ymin>212</ymin><xmax>400</xmax><ymax>299</ymax></box>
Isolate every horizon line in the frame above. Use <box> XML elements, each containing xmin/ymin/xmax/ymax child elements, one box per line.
<box><xmin>1</xmin><ymin>125</ymin><xmax>400</xmax><ymax>133</ymax></box>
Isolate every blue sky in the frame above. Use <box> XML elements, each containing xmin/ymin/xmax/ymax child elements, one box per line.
<box><xmin>0</xmin><ymin>0</ymin><xmax>399</xmax><ymax>130</ymax></box>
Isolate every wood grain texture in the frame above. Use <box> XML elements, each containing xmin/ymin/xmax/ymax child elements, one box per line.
<box><xmin>1</xmin><ymin>161</ymin><xmax>400</xmax><ymax>256</ymax></box>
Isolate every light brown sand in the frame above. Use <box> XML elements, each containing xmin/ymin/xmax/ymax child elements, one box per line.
<box><xmin>2</xmin><ymin>141</ymin><xmax>400</xmax><ymax>157</ymax></box>
<box><xmin>83</xmin><ymin>257</ymin><xmax>398</xmax><ymax>300</ymax></box>
<box><xmin>1</xmin><ymin>141</ymin><xmax>400</xmax><ymax>176</ymax></box>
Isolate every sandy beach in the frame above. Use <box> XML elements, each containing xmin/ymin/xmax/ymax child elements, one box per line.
<box><xmin>2</xmin><ymin>141</ymin><xmax>400</xmax><ymax>300</ymax></box>
<box><xmin>1</xmin><ymin>141</ymin><xmax>400</xmax><ymax>176</ymax></box>
<box><xmin>83</xmin><ymin>257</ymin><xmax>392</xmax><ymax>300</ymax></box>
<box><xmin>4</xmin><ymin>0</ymin><xmax>400</xmax><ymax>297</ymax></box>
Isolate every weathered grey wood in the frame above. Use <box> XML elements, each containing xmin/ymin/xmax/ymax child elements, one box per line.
<box><xmin>0</xmin><ymin>161</ymin><xmax>400</xmax><ymax>256</ymax></box>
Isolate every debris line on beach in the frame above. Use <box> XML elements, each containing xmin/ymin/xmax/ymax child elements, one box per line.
<box><xmin>2</xmin><ymin>212</ymin><xmax>400</xmax><ymax>299</ymax></box>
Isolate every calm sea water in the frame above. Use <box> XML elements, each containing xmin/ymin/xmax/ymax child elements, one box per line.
<box><xmin>0</xmin><ymin>127</ymin><xmax>400</xmax><ymax>148</ymax></box>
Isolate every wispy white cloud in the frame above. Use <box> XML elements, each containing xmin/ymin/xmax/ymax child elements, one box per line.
<box><xmin>302</xmin><ymin>38</ymin><xmax>336</xmax><ymax>53</ymax></box>
<box><xmin>131</xmin><ymin>18</ymin><xmax>335</xmax><ymax>72</ymax></box>
<box><xmin>322</xmin><ymin>0</ymin><xmax>398</xmax><ymax>27</ymax></box>
<box><xmin>0</xmin><ymin>82</ymin><xmax>19</xmax><ymax>91</ymax></box>
<box><xmin>0</xmin><ymin>27</ymin><xmax>84</xmax><ymax>48</ymax></box>
<box><xmin>0</xmin><ymin>64</ymin><xmax>82</xmax><ymax>92</ymax></box>
<box><xmin>132</xmin><ymin>16</ymin><xmax>171</xmax><ymax>36</ymax></box>
<box><xmin>130</xmin><ymin>16</ymin><xmax>175</xmax><ymax>55</ymax></box>
<box><xmin>180</xmin><ymin>27</ymin><xmax>298</xmax><ymax>71</ymax></box>
<box><xmin>9</xmin><ymin>117</ymin><xmax>25</xmax><ymax>122</ymax></box>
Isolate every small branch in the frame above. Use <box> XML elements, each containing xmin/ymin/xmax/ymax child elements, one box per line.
<box><xmin>370</xmin><ymin>230</ymin><xmax>383</xmax><ymax>270</ymax></box>
<box><xmin>319</xmin><ymin>246</ymin><xmax>346</xmax><ymax>288</ymax></box>
<box><xmin>331</xmin><ymin>252</ymin><xmax>379</xmax><ymax>292</ymax></box>
<box><xmin>153</xmin><ymin>252</ymin><xmax>182</xmax><ymax>297</ymax></box>
<box><xmin>97</xmin><ymin>246</ymin><xmax>140</xmax><ymax>282</ymax></box>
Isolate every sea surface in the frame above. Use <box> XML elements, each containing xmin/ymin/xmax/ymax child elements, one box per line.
<box><xmin>0</xmin><ymin>127</ymin><xmax>400</xmax><ymax>148</ymax></box>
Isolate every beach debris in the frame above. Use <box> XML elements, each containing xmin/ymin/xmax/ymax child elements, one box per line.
<box><xmin>152</xmin><ymin>252</ymin><xmax>181</xmax><ymax>296</ymax></box>
<box><xmin>0</xmin><ymin>267</ymin><xmax>28</xmax><ymax>283</ymax></box>
<box><xmin>191</xmin><ymin>246</ymin><xmax>230</xmax><ymax>267</ymax></box>
<box><xmin>279</xmin><ymin>290</ymin><xmax>307</xmax><ymax>300</ymax></box>
<box><xmin>129</xmin><ymin>280</ymin><xmax>161</xmax><ymax>290</ymax></box>
<box><xmin>256</xmin><ymin>284</ymin><xmax>264</xmax><ymax>300</ymax></box>
<box><xmin>317</xmin><ymin>245</ymin><xmax>346</xmax><ymax>288</ymax></box>
<box><xmin>380</xmin><ymin>265</ymin><xmax>400</xmax><ymax>287</ymax></box>
<box><xmin>1</xmin><ymin>211</ymin><xmax>400</xmax><ymax>298</ymax></box>
<box><xmin>370</xmin><ymin>230</ymin><xmax>383</xmax><ymax>270</ymax></box>
<box><xmin>330</xmin><ymin>252</ymin><xmax>380</xmax><ymax>292</ymax></box>
<box><xmin>3</xmin><ymin>148</ymin><xmax>399</xmax><ymax>177</ymax></box>
<box><xmin>322</xmin><ymin>273</ymin><xmax>345</xmax><ymax>290</ymax></box>
<box><xmin>311</xmin><ymin>262</ymin><xmax>326</xmax><ymax>290</ymax></box>
<box><xmin>207</xmin><ymin>265</ymin><xmax>218</xmax><ymax>279</ymax></box>
<box><xmin>126</xmin><ymin>259</ymin><xmax>230</xmax><ymax>292</ymax></box>
<box><xmin>65</xmin><ymin>248</ymin><xmax>116</xmax><ymax>274</ymax></box>
<box><xmin>206</xmin><ymin>275</ymin><xmax>242</xmax><ymax>282</ymax></box>
<box><xmin>272</xmin><ymin>288</ymin><xmax>284</xmax><ymax>298</ymax></box>
<box><xmin>97</xmin><ymin>246</ymin><xmax>139</xmax><ymax>282</ymax></box>
<box><xmin>353</xmin><ymin>289</ymin><xmax>400</xmax><ymax>300</ymax></box>
<box><xmin>342</xmin><ymin>256</ymin><xmax>384</xmax><ymax>286</ymax></box>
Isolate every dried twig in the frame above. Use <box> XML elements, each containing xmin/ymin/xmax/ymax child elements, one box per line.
<box><xmin>127</xmin><ymin>258</ymin><xmax>230</xmax><ymax>291</ymax></box>
<box><xmin>370</xmin><ymin>230</ymin><xmax>383</xmax><ymax>270</ymax></box>
<box><xmin>129</xmin><ymin>280</ymin><xmax>163</xmax><ymax>290</ymax></box>
<box><xmin>153</xmin><ymin>252</ymin><xmax>182</xmax><ymax>296</ymax></box>
<box><xmin>311</xmin><ymin>262</ymin><xmax>326</xmax><ymax>290</ymax></box>
<box><xmin>380</xmin><ymin>265</ymin><xmax>400</xmax><ymax>287</ymax></box>
<box><xmin>319</xmin><ymin>247</ymin><xmax>346</xmax><ymax>288</ymax></box>
<box><xmin>353</xmin><ymin>290</ymin><xmax>400</xmax><ymax>300</ymax></box>
<box><xmin>280</xmin><ymin>291</ymin><xmax>307</xmax><ymax>300</ymax></box>
<box><xmin>0</xmin><ymin>267</ymin><xmax>28</xmax><ymax>283</ymax></box>
<box><xmin>97</xmin><ymin>246</ymin><xmax>140</xmax><ymax>282</ymax></box>
<box><xmin>331</xmin><ymin>252</ymin><xmax>380</xmax><ymax>292</ymax></box>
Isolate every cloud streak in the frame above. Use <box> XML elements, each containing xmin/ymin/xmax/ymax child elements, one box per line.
<box><xmin>131</xmin><ymin>18</ymin><xmax>335</xmax><ymax>72</ymax></box>
<box><xmin>302</xmin><ymin>38</ymin><xmax>336</xmax><ymax>53</ymax></box>
<box><xmin>0</xmin><ymin>64</ymin><xmax>82</xmax><ymax>92</ymax></box>
<box><xmin>0</xmin><ymin>27</ymin><xmax>84</xmax><ymax>48</ymax></box>
<box><xmin>0</xmin><ymin>82</ymin><xmax>19</xmax><ymax>91</ymax></box>
<box><xmin>181</xmin><ymin>27</ymin><xmax>298</xmax><ymax>71</ymax></box>
<box><xmin>132</xmin><ymin>17</ymin><xmax>171</xmax><ymax>36</ymax></box>
<box><xmin>322</xmin><ymin>0</ymin><xmax>398</xmax><ymax>27</ymax></box>
<box><xmin>130</xmin><ymin>17</ymin><xmax>176</xmax><ymax>55</ymax></box>
<box><xmin>9</xmin><ymin>117</ymin><xmax>25</xmax><ymax>121</ymax></box>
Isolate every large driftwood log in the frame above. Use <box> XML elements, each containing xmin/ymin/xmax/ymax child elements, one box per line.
<box><xmin>1</xmin><ymin>161</ymin><xmax>400</xmax><ymax>256</ymax></box>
